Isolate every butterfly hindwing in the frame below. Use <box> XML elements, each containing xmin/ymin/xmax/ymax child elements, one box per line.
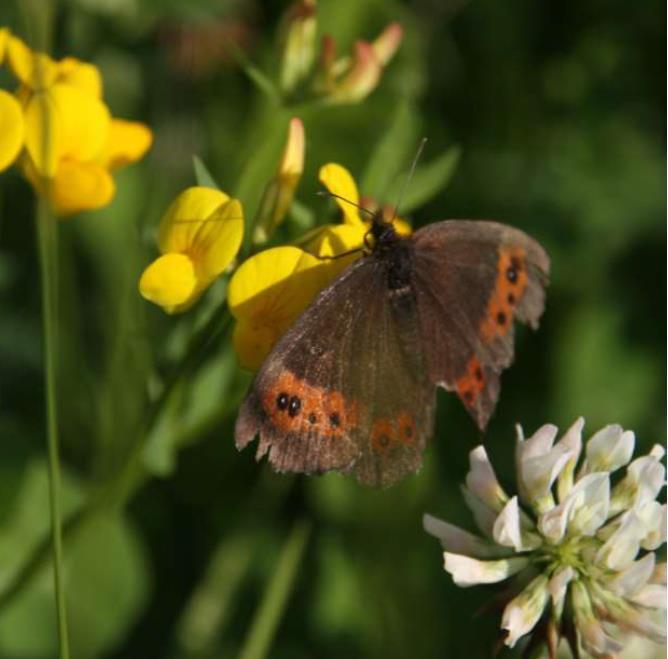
<box><xmin>235</xmin><ymin>254</ymin><xmax>434</xmax><ymax>487</ymax></box>
<box><xmin>410</xmin><ymin>220</ymin><xmax>550</xmax><ymax>429</ymax></box>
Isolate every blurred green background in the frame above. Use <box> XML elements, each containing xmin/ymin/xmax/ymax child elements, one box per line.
<box><xmin>0</xmin><ymin>0</ymin><xmax>664</xmax><ymax>657</ymax></box>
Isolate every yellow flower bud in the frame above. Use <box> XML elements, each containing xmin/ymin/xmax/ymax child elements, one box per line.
<box><xmin>253</xmin><ymin>117</ymin><xmax>305</xmax><ymax>244</ymax></box>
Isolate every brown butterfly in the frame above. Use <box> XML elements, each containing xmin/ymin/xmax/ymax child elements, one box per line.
<box><xmin>235</xmin><ymin>216</ymin><xmax>549</xmax><ymax>487</ymax></box>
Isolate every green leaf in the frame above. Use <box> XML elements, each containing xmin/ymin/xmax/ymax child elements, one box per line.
<box><xmin>389</xmin><ymin>146</ymin><xmax>461</xmax><ymax>214</ymax></box>
<box><xmin>0</xmin><ymin>462</ymin><xmax>149</xmax><ymax>659</ymax></box>
<box><xmin>287</xmin><ymin>198</ymin><xmax>316</xmax><ymax>232</ymax></box>
<box><xmin>193</xmin><ymin>156</ymin><xmax>221</xmax><ymax>190</ymax></box>
<box><xmin>142</xmin><ymin>341</ymin><xmax>241</xmax><ymax>477</ymax></box>
<box><xmin>361</xmin><ymin>100</ymin><xmax>420</xmax><ymax>200</ymax></box>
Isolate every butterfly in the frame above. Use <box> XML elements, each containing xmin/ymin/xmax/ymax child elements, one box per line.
<box><xmin>235</xmin><ymin>216</ymin><xmax>549</xmax><ymax>487</ymax></box>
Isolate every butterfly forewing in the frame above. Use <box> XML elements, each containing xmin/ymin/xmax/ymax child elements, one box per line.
<box><xmin>235</xmin><ymin>255</ymin><xmax>434</xmax><ymax>487</ymax></box>
<box><xmin>342</xmin><ymin>263</ymin><xmax>435</xmax><ymax>486</ymax></box>
<box><xmin>410</xmin><ymin>220</ymin><xmax>550</xmax><ymax>429</ymax></box>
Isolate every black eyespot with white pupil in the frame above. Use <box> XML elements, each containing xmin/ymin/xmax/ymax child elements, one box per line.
<box><xmin>288</xmin><ymin>396</ymin><xmax>301</xmax><ymax>417</ymax></box>
<box><xmin>276</xmin><ymin>393</ymin><xmax>289</xmax><ymax>410</ymax></box>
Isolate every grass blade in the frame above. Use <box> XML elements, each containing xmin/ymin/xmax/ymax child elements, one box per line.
<box><xmin>238</xmin><ymin>520</ymin><xmax>311</xmax><ymax>659</ymax></box>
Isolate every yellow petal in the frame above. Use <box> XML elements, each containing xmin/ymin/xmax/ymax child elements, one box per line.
<box><xmin>392</xmin><ymin>216</ymin><xmax>412</xmax><ymax>236</ymax></box>
<box><xmin>305</xmin><ymin>223</ymin><xmax>366</xmax><ymax>258</ymax></box>
<box><xmin>232</xmin><ymin>318</ymin><xmax>281</xmax><ymax>371</ymax></box>
<box><xmin>229</xmin><ymin>246</ymin><xmax>324</xmax><ymax>323</ymax></box>
<box><xmin>56</xmin><ymin>57</ymin><xmax>103</xmax><ymax>97</ymax></box>
<box><xmin>5</xmin><ymin>34</ymin><xmax>57</xmax><ymax>89</ymax></box>
<box><xmin>100</xmin><ymin>119</ymin><xmax>152</xmax><ymax>170</ymax></box>
<box><xmin>23</xmin><ymin>83</ymin><xmax>110</xmax><ymax>177</ymax></box>
<box><xmin>158</xmin><ymin>186</ymin><xmax>231</xmax><ymax>255</ymax></box>
<box><xmin>139</xmin><ymin>253</ymin><xmax>199</xmax><ymax>314</ymax></box>
<box><xmin>279</xmin><ymin>117</ymin><xmax>305</xmax><ymax>179</ymax></box>
<box><xmin>50</xmin><ymin>159</ymin><xmax>115</xmax><ymax>216</ymax></box>
<box><xmin>23</xmin><ymin>92</ymin><xmax>60</xmax><ymax>176</ymax></box>
<box><xmin>0</xmin><ymin>90</ymin><xmax>24</xmax><ymax>171</ymax></box>
<box><xmin>0</xmin><ymin>28</ymin><xmax>9</xmax><ymax>65</ymax></box>
<box><xmin>52</xmin><ymin>82</ymin><xmax>110</xmax><ymax>162</ymax></box>
<box><xmin>303</xmin><ymin>223</ymin><xmax>365</xmax><ymax>283</ymax></box>
<box><xmin>228</xmin><ymin>246</ymin><xmax>327</xmax><ymax>369</ymax></box>
<box><xmin>190</xmin><ymin>198</ymin><xmax>244</xmax><ymax>281</ymax></box>
<box><xmin>318</xmin><ymin>162</ymin><xmax>362</xmax><ymax>225</ymax></box>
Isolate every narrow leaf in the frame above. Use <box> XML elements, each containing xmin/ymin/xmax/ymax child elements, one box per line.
<box><xmin>391</xmin><ymin>146</ymin><xmax>461</xmax><ymax>214</ymax></box>
<box><xmin>361</xmin><ymin>100</ymin><xmax>419</xmax><ymax>200</ymax></box>
<box><xmin>192</xmin><ymin>156</ymin><xmax>221</xmax><ymax>190</ymax></box>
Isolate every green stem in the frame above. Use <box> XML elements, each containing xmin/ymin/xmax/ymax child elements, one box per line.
<box><xmin>238</xmin><ymin>520</ymin><xmax>311</xmax><ymax>659</ymax></box>
<box><xmin>37</xmin><ymin>199</ymin><xmax>70</xmax><ymax>659</ymax></box>
<box><xmin>0</xmin><ymin>304</ymin><xmax>234</xmax><ymax>612</ymax></box>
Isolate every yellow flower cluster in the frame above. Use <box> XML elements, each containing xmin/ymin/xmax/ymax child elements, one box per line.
<box><xmin>0</xmin><ymin>29</ymin><xmax>152</xmax><ymax>216</ymax></box>
<box><xmin>139</xmin><ymin>118</ymin><xmax>410</xmax><ymax>370</ymax></box>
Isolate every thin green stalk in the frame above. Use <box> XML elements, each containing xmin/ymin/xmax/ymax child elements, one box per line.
<box><xmin>0</xmin><ymin>304</ymin><xmax>234</xmax><ymax>612</ymax></box>
<box><xmin>37</xmin><ymin>198</ymin><xmax>70</xmax><ymax>659</ymax></box>
<box><xmin>238</xmin><ymin>520</ymin><xmax>311</xmax><ymax>659</ymax></box>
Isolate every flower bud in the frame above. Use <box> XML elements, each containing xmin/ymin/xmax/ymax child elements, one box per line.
<box><xmin>279</xmin><ymin>0</ymin><xmax>317</xmax><ymax>94</ymax></box>
<box><xmin>315</xmin><ymin>22</ymin><xmax>403</xmax><ymax>105</ymax></box>
<box><xmin>253</xmin><ymin>117</ymin><xmax>305</xmax><ymax>244</ymax></box>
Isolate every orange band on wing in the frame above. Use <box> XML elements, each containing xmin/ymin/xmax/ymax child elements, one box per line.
<box><xmin>370</xmin><ymin>411</ymin><xmax>418</xmax><ymax>452</ymax></box>
<box><xmin>455</xmin><ymin>354</ymin><xmax>486</xmax><ymax>405</ymax></box>
<box><xmin>480</xmin><ymin>246</ymin><xmax>527</xmax><ymax>342</ymax></box>
<box><xmin>262</xmin><ymin>370</ymin><xmax>359</xmax><ymax>438</ymax></box>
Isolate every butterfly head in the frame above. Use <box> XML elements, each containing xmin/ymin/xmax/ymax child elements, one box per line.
<box><xmin>366</xmin><ymin>210</ymin><xmax>399</xmax><ymax>253</ymax></box>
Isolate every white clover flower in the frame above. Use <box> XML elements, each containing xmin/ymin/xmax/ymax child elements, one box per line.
<box><xmin>424</xmin><ymin>418</ymin><xmax>667</xmax><ymax>658</ymax></box>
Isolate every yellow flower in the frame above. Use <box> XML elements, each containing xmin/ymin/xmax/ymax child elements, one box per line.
<box><xmin>1</xmin><ymin>31</ymin><xmax>152</xmax><ymax>216</ymax></box>
<box><xmin>139</xmin><ymin>187</ymin><xmax>244</xmax><ymax>314</ymax></box>
<box><xmin>229</xmin><ymin>162</ymin><xmax>412</xmax><ymax>369</ymax></box>
<box><xmin>253</xmin><ymin>117</ymin><xmax>305</xmax><ymax>244</ymax></box>
<box><xmin>228</xmin><ymin>246</ymin><xmax>327</xmax><ymax>370</ymax></box>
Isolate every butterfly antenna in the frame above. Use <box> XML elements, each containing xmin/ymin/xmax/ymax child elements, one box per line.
<box><xmin>317</xmin><ymin>246</ymin><xmax>365</xmax><ymax>261</ymax></box>
<box><xmin>316</xmin><ymin>190</ymin><xmax>376</xmax><ymax>220</ymax></box>
<box><xmin>172</xmin><ymin>215</ymin><xmax>244</xmax><ymax>225</ymax></box>
<box><xmin>391</xmin><ymin>137</ymin><xmax>428</xmax><ymax>222</ymax></box>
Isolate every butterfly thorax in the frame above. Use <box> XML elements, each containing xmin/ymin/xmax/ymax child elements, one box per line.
<box><xmin>366</xmin><ymin>216</ymin><xmax>412</xmax><ymax>294</ymax></box>
<box><xmin>369</xmin><ymin>212</ymin><xmax>398</xmax><ymax>245</ymax></box>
